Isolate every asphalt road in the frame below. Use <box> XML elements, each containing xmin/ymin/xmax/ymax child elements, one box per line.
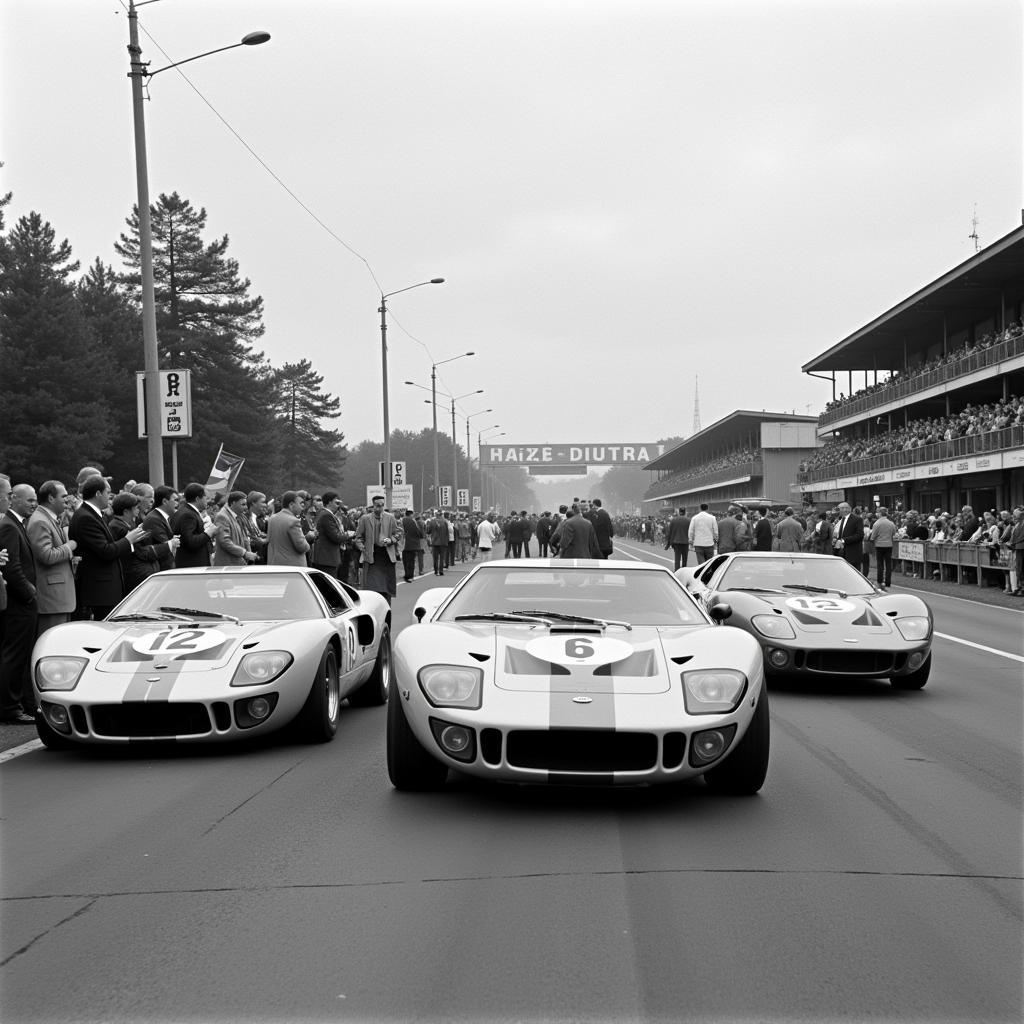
<box><xmin>2</xmin><ymin>546</ymin><xmax>1021</xmax><ymax>1024</ymax></box>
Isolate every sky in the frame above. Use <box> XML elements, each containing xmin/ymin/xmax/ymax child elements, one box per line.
<box><xmin>2</xmin><ymin>0</ymin><xmax>1022</xmax><ymax>468</ymax></box>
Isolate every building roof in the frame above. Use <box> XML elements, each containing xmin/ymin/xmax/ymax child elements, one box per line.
<box><xmin>644</xmin><ymin>410</ymin><xmax>818</xmax><ymax>471</ymax></box>
<box><xmin>802</xmin><ymin>223</ymin><xmax>1024</xmax><ymax>373</ymax></box>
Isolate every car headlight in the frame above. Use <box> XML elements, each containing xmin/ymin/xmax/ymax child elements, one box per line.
<box><xmin>682</xmin><ymin>670</ymin><xmax>747</xmax><ymax>714</ymax></box>
<box><xmin>894</xmin><ymin>616</ymin><xmax>930</xmax><ymax>641</ymax></box>
<box><xmin>231</xmin><ymin>651</ymin><xmax>293</xmax><ymax>686</ymax></box>
<box><xmin>35</xmin><ymin>657</ymin><xmax>88</xmax><ymax>691</ymax></box>
<box><xmin>418</xmin><ymin>665</ymin><xmax>483</xmax><ymax>709</ymax></box>
<box><xmin>751</xmin><ymin>614</ymin><xmax>796</xmax><ymax>640</ymax></box>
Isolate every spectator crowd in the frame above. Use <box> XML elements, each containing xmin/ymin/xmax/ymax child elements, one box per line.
<box><xmin>0</xmin><ymin>464</ymin><xmax>624</xmax><ymax>724</ymax></box>
<box><xmin>801</xmin><ymin>396</ymin><xmax>1024</xmax><ymax>474</ymax></box>
<box><xmin>821</xmin><ymin>321</ymin><xmax>1024</xmax><ymax>417</ymax></box>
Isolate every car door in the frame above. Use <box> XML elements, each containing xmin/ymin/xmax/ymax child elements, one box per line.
<box><xmin>307</xmin><ymin>571</ymin><xmax>365</xmax><ymax>689</ymax></box>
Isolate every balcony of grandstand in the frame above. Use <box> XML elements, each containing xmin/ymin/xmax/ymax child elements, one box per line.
<box><xmin>799</xmin><ymin>222</ymin><xmax>1024</xmax><ymax>515</ymax></box>
<box><xmin>642</xmin><ymin>411</ymin><xmax>819</xmax><ymax>514</ymax></box>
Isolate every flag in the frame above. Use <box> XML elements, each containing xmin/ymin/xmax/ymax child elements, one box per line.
<box><xmin>203</xmin><ymin>445</ymin><xmax>246</xmax><ymax>499</ymax></box>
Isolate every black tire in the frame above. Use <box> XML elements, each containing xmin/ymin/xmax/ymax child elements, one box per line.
<box><xmin>35</xmin><ymin>711</ymin><xmax>74</xmax><ymax>751</ymax></box>
<box><xmin>387</xmin><ymin>688</ymin><xmax>448</xmax><ymax>790</ymax></box>
<box><xmin>891</xmin><ymin>652</ymin><xmax>931</xmax><ymax>690</ymax></box>
<box><xmin>349</xmin><ymin>625</ymin><xmax>391</xmax><ymax>707</ymax></box>
<box><xmin>296</xmin><ymin>647</ymin><xmax>341</xmax><ymax>743</ymax></box>
<box><xmin>704</xmin><ymin>686</ymin><xmax>770</xmax><ymax>795</ymax></box>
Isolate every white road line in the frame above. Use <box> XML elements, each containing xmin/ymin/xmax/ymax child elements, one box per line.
<box><xmin>933</xmin><ymin>632</ymin><xmax>1024</xmax><ymax>664</ymax></box>
<box><xmin>0</xmin><ymin>739</ymin><xmax>43</xmax><ymax>764</ymax></box>
<box><xmin>891</xmin><ymin>582</ymin><xmax>1024</xmax><ymax>615</ymax></box>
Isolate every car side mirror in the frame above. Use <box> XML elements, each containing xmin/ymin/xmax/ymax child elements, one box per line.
<box><xmin>709</xmin><ymin>602</ymin><xmax>732</xmax><ymax>623</ymax></box>
<box><xmin>414</xmin><ymin>606</ymin><xmax>427</xmax><ymax>623</ymax></box>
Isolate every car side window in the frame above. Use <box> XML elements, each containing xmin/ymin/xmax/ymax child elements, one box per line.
<box><xmin>308</xmin><ymin>572</ymin><xmax>350</xmax><ymax>616</ymax></box>
<box><xmin>698</xmin><ymin>556</ymin><xmax>728</xmax><ymax>585</ymax></box>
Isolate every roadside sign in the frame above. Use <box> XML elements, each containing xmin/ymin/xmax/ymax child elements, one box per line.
<box><xmin>378</xmin><ymin>461</ymin><xmax>407</xmax><ymax>487</ymax></box>
<box><xmin>438</xmin><ymin>485</ymin><xmax>452</xmax><ymax>508</ymax></box>
<box><xmin>136</xmin><ymin>369</ymin><xmax>193</xmax><ymax>438</ymax></box>
<box><xmin>457</xmin><ymin>488</ymin><xmax>469</xmax><ymax>508</ymax></box>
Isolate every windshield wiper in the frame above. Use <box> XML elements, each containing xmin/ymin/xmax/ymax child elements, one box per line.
<box><xmin>454</xmin><ymin>613</ymin><xmax>551</xmax><ymax>625</ymax></box>
<box><xmin>159</xmin><ymin>606</ymin><xmax>241</xmax><ymax>625</ymax></box>
<box><xmin>108</xmin><ymin>612</ymin><xmax>185</xmax><ymax>622</ymax></box>
<box><xmin>512</xmin><ymin>609</ymin><xmax>632</xmax><ymax>631</ymax></box>
<box><xmin>723</xmin><ymin>587</ymin><xmax>786</xmax><ymax>594</ymax></box>
<box><xmin>782</xmin><ymin>585</ymin><xmax>848</xmax><ymax>598</ymax></box>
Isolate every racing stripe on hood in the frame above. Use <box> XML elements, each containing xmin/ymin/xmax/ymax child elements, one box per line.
<box><xmin>548</xmin><ymin>664</ymin><xmax>615</xmax><ymax>730</ymax></box>
<box><xmin>122</xmin><ymin>660</ymin><xmax>188</xmax><ymax>701</ymax></box>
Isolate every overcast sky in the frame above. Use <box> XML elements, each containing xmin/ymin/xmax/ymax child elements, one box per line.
<box><xmin>3</xmin><ymin>0</ymin><xmax>1021</xmax><ymax>462</ymax></box>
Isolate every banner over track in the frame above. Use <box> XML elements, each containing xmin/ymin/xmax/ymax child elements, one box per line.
<box><xmin>481</xmin><ymin>443</ymin><xmax>666</xmax><ymax>467</ymax></box>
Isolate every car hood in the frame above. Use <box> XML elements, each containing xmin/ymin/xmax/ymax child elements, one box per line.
<box><xmin>39</xmin><ymin>620</ymin><xmax>296</xmax><ymax>674</ymax></box>
<box><xmin>737</xmin><ymin>592</ymin><xmax>898</xmax><ymax>636</ymax></box>
<box><xmin>422</xmin><ymin>622</ymin><xmax>727</xmax><ymax>694</ymax></box>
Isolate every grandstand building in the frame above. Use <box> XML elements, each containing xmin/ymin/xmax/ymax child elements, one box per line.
<box><xmin>641</xmin><ymin>411</ymin><xmax>819</xmax><ymax>514</ymax></box>
<box><xmin>797</xmin><ymin>222</ymin><xmax>1024</xmax><ymax>514</ymax></box>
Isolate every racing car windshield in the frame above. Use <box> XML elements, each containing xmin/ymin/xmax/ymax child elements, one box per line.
<box><xmin>719</xmin><ymin>556</ymin><xmax>875</xmax><ymax>597</ymax></box>
<box><xmin>439</xmin><ymin>567</ymin><xmax>705</xmax><ymax>626</ymax></box>
<box><xmin>113</xmin><ymin>573</ymin><xmax>323</xmax><ymax>622</ymax></box>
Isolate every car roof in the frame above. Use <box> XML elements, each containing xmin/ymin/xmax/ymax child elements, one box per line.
<box><xmin>155</xmin><ymin>566</ymin><xmax>316</xmax><ymax>575</ymax></box>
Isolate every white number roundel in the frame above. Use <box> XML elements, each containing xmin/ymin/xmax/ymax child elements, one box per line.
<box><xmin>131</xmin><ymin>628</ymin><xmax>226</xmax><ymax>657</ymax></box>
<box><xmin>525</xmin><ymin>635</ymin><xmax>634</xmax><ymax>667</ymax></box>
<box><xmin>784</xmin><ymin>597</ymin><xmax>856</xmax><ymax>614</ymax></box>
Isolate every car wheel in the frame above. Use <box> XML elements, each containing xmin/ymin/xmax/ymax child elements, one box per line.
<box><xmin>387</xmin><ymin>688</ymin><xmax>448</xmax><ymax>790</ymax></box>
<box><xmin>704</xmin><ymin>686</ymin><xmax>770</xmax><ymax>795</ymax></box>
<box><xmin>891</xmin><ymin>652</ymin><xmax>931</xmax><ymax>690</ymax></box>
<box><xmin>35</xmin><ymin>711</ymin><xmax>74</xmax><ymax>751</ymax></box>
<box><xmin>296</xmin><ymin>647</ymin><xmax>341</xmax><ymax>743</ymax></box>
<box><xmin>349</xmin><ymin>625</ymin><xmax>391</xmax><ymax>707</ymax></box>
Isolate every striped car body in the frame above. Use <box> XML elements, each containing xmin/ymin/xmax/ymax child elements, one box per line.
<box><xmin>677</xmin><ymin>552</ymin><xmax>933</xmax><ymax>684</ymax></box>
<box><xmin>31</xmin><ymin>566</ymin><xmax>390</xmax><ymax>746</ymax></box>
<box><xmin>391</xmin><ymin>559</ymin><xmax>767</xmax><ymax>788</ymax></box>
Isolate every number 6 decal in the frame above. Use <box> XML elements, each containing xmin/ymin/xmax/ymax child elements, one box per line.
<box><xmin>566</xmin><ymin>637</ymin><xmax>594</xmax><ymax>659</ymax></box>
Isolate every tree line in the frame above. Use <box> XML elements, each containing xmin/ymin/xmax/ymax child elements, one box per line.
<box><xmin>0</xmin><ymin>182</ymin><xmax>345</xmax><ymax>494</ymax></box>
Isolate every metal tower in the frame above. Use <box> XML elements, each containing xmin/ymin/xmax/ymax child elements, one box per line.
<box><xmin>692</xmin><ymin>376</ymin><xmax>701</xmax><ymax>434</ymax></box>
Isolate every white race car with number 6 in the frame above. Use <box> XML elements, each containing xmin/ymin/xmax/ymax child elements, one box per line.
<box><xmin>388</xmin><ymin>559</ymin><xmax>769</xmax><ymax>793</ymax></box>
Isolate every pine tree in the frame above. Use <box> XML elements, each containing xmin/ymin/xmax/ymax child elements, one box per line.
<box><xmin>274</xmin><ymin>359</ymin><xmax>346</xmax><ymax>492</ymax></box>
<box><xmin>114</xmin><ymin>192</ymin><xmax>280</xmax><ymax>488</ymax></box>
<box><xmin>77</xmin><ymin>259</ymin><xmax>147</xmax><ymax>480</ymax></box>
<box><xmin>0</xmin><ymin>212</ymin><xmax>115</xmax><ymax>481</ymax></box>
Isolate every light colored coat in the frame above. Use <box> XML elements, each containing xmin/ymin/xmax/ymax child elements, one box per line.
<box><xmin>354</xmin><ymin>511</ymin><xmax>403</xmax><ymax>564</ymax></box>
<box><xmin>26</xmin><ymin>506</ymin><xmax>76</xmax><ymax>614</ymax></box>
<box><xmin>213</xmin><ymin>507</ymin><xmax>250</xmax><ymax>566</ymax></box>
<box><xmin>688</xmin><ymin>511</ymin><xmax>719</xmax><ymax>548</ymax></box>
<box><xmin>267</xmin><ymin>510</ymin><xmax>311</xmax><ymax>566</ymax></box>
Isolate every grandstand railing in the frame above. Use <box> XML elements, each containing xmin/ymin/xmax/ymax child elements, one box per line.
<box><xmin>797</xmin><ymin>426</ymin><xmax>1024</xmax><ymax>484</ymax></box>
<box><xmin>818</xmin><ymin>332</ymin><xmax>1024</xmax><ymax>428</ymax></box>
<box><xmin>646</xmin><ymin>460</ymin><xmax>763</xmax><ymax>499</ymax></box>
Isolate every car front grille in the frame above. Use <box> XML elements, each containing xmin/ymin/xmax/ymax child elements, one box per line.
<box><xmin>801</xmin><ymin>650</ymin><xmax>896</xmax><ymax>675</ymax></box>
<box><xmin>505</xmin><ymin>730</ymin><xmax>658</xmax><ymax>772</ymax></box>
<box><xmin>89</xmin><ymin>702</ymin><xmax>212</xmax><ymax>738</ymax></box>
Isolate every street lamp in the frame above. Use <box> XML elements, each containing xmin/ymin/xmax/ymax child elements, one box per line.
<box><xmin>379</xmin><ymin>278</ymin><xmax>445</xmax><ymax>506</ymax></box>
<box><xmin>128</xmin><ymin>0</ymin><xmax>269</xmax><ymax>486</ymax></box>
<box><xmin>449</xmin><ymin>390</ymin><xmax>483</xmax><ymax>506</ymax></box>
<box><xmin>464</xmin><ymin>410</ymin><xmax>494</xmax><ymax>512</ymax></box>
<box><xmin>479</xmin><ymin>427</ymin><xmax>504</xmax><ymax>511</ymax></box>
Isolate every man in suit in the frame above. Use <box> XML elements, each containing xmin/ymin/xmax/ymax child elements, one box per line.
<box><xmin>70</xmin><ymin>475</ymin><xmax>147</xmax><ymax>620</ymax></box>
<box><xmin>213</xmin><ymin>491</ymin><xmax>256</xmax><ymax>566</ymax></box>
<box><xmin>753</xmin><ymin>508</ymin><xmax>774</xmax><ymax>552</ymax></box>
<box><xmin>141</xmin><ymin>485</ymin><xmax>181</xmax><ymax>572</ymax></box>
<box><xmin>426</xmin><ymin>509</ymin><xmax>450</xmax><ymax>576</ymax></box>
<box><xmin>535</xmin><ymin>512</ymin><xmax>553</xmax><ymax>557</ymax></box>
<box><xmin>664</xmin><ymin>507</ymin><xmax>691</xmax><ymax>571</ymax></box>
<box><xmin>239</xmin><ymin>491</ymin><xmax>269</xmax><ymax>565</ymax></box>
<box><xmin>267</xmin><ymin>491</ymin><xmax>312</xmax><ymax>567</ymax></box>
<box><xmin>0</xmin><ymin>483</ymin><xmax>41</xmax><ymax>721</ymax></box>
<box><xmin>588</xmin><ymin>498</ymin><xmax>615</xmax><ymax>559</ymax></box>
<box><xmin>173</xmin><ymin>482</ymin><xmax>217</xmax><ymax>568</ymax></box>
<box><xmin>833</xmin><ymin>501</ymin><xmax>864</xmax><ymax>567</ymax></box>
<box><xmin>27</xmin><ymin>479</ymin><xmax>78</xmax><ymax>636</ymax></box>
<box><xmin>400</xmin><ymin>506</ymin><xmax>424</xmax><ymax>582</ymax></box>
<box><xmin>552</xmin><ymin>507</ymin><xmax>602</xmax><ymax>559</ymax></box>
<box><xmin>312</xmin><ymin>492</ymin><xmax>344</xmax><ymax>576</ymax></box>
<box><xmin>354</xmin><ymin>495</ymin><xmax>403</xmax><ymax>603</ymax></box>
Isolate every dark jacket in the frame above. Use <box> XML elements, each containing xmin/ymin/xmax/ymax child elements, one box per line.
<box><xmin>141</xmin><ymin>509</ymin><xmax>177</xmax><ymax>571</ymax></box>
<box><xmin>0</xmin><ymin>512</ymin><xmax>37</xmax><ymax>607</ymax></box>
<box><xmin>172</xmin><ymin>504</ymin><xmax>213</xmax><ymax>568</ymax></box>
<box><xmin>589</xmin><ymin>507</ymin><xmax>615</xmax><ymax>553</ymax></box>
<box><xmin>69</xmin><ymin>504</ymin><xmax>131</xmax><ymax>609</ymax></box>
